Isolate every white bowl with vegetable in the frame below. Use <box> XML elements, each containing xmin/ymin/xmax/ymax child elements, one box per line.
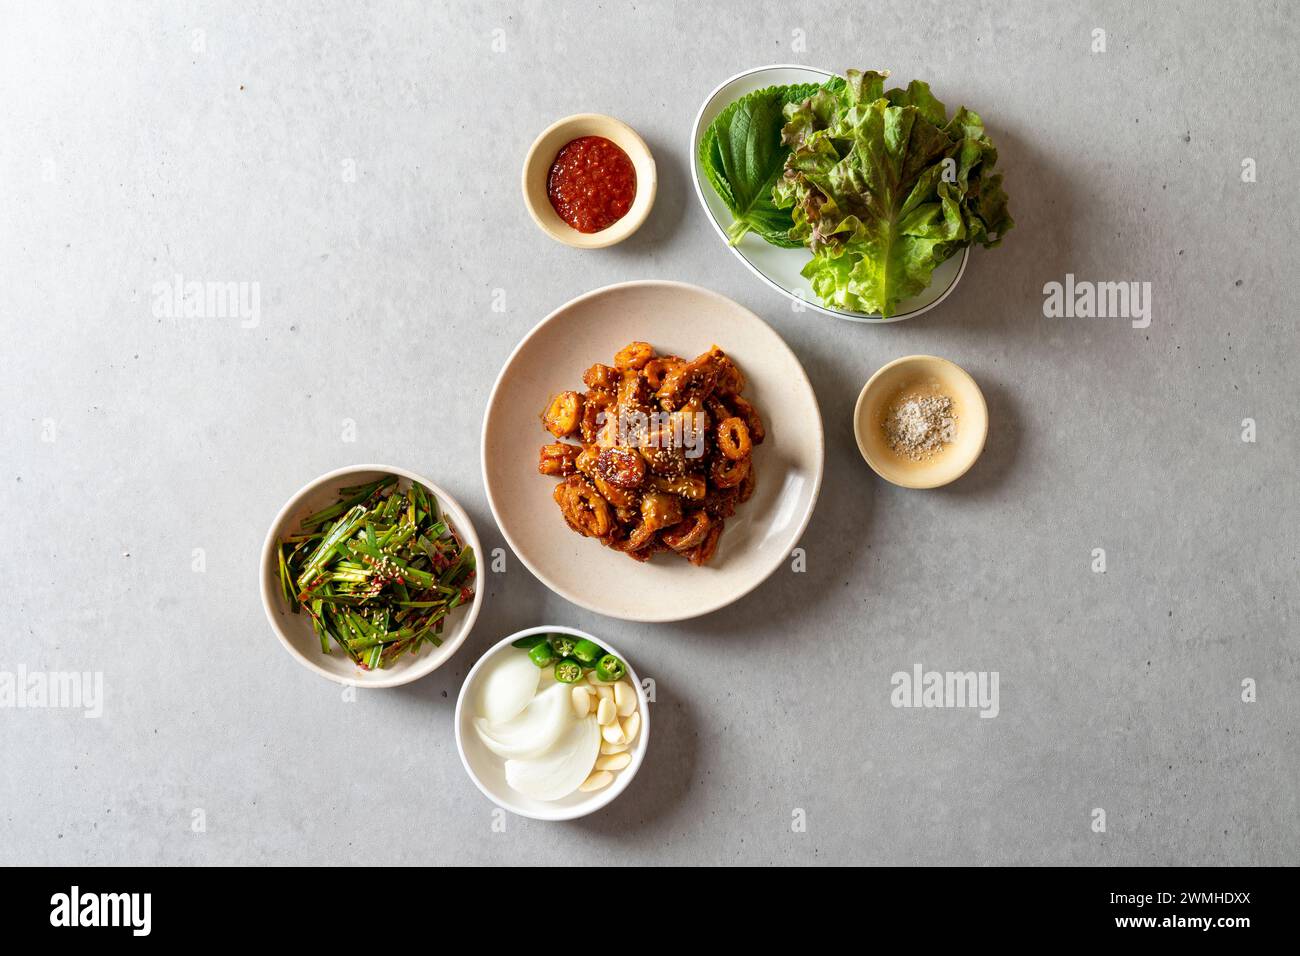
<box><xmin>455</xmin><ymin>627</ymin><xmax>649</xmax><ymax>821</ymax></box>
<box><xmin>260</xmin><ymin>464</ymin><xmax>483</xmax><ymax>688</ymax></box>
<box><xmin>691</xmin><ymin>65</ymin><xmax>1014</xmax><ymax>322</ymax></box>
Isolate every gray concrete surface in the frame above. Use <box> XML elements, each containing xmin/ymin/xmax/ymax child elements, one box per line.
<box><xmin>2</xmin><ymin>1</ymin><xmax>1297</xmax><ymax>865</ymax></box>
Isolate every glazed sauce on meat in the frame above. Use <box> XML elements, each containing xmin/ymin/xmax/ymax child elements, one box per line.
<box><xmin>546</xmin><ymin>136</ymin><xmax>637</xmax><ymax>233</ymax></box>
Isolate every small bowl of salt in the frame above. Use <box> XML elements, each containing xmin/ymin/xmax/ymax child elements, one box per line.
<box><xmin>853</xmin><ymin>355</ymin><xmax>988</xmax><ymax>489</ymax></box>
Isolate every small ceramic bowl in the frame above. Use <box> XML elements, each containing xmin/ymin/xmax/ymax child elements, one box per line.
<box><xmin>853</xmin><ymin>355</ymin><xmax>988</xmax><ymax>489</ymax></box>
<box><xmin>455</xmin><ymin>626</ymin><xmax>650</xmax><ymax>821</ymax></box>
<box><xmin>260</xmin><ymin>464</ymin><xmax>484</xmax><ymax>688</ymax></box>
<box><xmin>522</xmin><ymin>113</ymin><xmax>657</xmax><ymax>248</ymax></box>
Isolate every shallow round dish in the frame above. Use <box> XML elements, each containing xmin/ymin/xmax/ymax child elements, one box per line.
<box><xmin>482</xmin><ymin>280</ymin><xmax>824</xmax><ymax>622</ymax></box>
<box><xmin>853</xmin><ymin>356</ymin><xmax>988</xmax><ymax>488</ymax></box>
<box><xmin>455</xmin><ymin>626</ymin><xmax>650</xmax><ymax>821</ymax></box>
<box><xmin>259</xmin><ymin>464</ymin><xmax>484</xmax><ymax>687</ymax></box>
<box><xmin>522</xmin><ymin>113</ymin><xmax>657</xmax><ymax>249</ymax></box>
<box><xmin>690</xmin><ymin>64</ymin><xmax>968</xmax><ymax>323</ymax></box>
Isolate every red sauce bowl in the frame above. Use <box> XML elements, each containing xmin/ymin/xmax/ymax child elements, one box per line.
<box><xmin>522</xmin><ymin>114</ymin><xmax>657</xmax><ymax>248</ymax></box>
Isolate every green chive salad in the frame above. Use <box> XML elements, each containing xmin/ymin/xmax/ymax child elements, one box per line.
<box><xmin>275</xmin><ymin>475</ymin><xmax>476</xmax><ymax>670</ymax></box>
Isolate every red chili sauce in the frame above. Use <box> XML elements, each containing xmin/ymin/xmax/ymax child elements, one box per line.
<box><xmin>546</xmin><ymin>136</ymin><xmax>637</xmax><ymax>233</ymax></box>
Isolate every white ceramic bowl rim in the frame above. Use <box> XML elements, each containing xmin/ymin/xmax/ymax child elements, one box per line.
<box><xmin>454</xmin><ymin>626</ymin><xmax>650</xmax><ymax>820</ymax></box>
<box><xmin>689</xmin><ymin>63</ymin><xmax>969</xmax><ymax>324</ymax></box>
<box><xmin>259</xmin><ymin>463</ymin><xmax>485</xmax><ymax>688</ymax></box>
<box><xmin>480</xmin><ymin>278</ymin><xmax>825</xmax><ymax>622</ymax></box>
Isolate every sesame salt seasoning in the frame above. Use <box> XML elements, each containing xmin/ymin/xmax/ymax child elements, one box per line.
<box><xmin>884</xmin><ymin>393</ymin><xmax>957</xmax><ymax>461</ymax></box>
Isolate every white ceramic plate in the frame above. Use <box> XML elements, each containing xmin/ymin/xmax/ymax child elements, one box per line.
<box><xmin>690</xmin><ymin>64</ymin><xmax>968</xmax><ymax>324</ymax></box>
<box><xmin>455</xmin><ymin>627</ymin><xmax>650</xmax><ymax>821</ymax></box>
<box><xmin>482</xmin><ymin>280</ymin><xmax>824</xmax><ymax>622</ymax></box>
<box><xmin>260</xmin><ymin>464</ymin><xmax>484</xmax><ymax>688</ymax></box>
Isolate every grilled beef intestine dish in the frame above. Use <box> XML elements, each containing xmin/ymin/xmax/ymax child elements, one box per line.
<box><xmin>537</xmin><ymin>342</ymin><xmax>765</xmax><ymax>566</ymax></box>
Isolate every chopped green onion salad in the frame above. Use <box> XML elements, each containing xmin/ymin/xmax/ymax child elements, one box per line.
<box><xmin>276</xmin><ymin>475</ymin><xmax>476</xmax><ymax>670</ymax></box>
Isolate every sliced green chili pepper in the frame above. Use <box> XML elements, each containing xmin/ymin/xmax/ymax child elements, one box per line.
<box><xmin>528</xmin><ymin>642</ymin><xmax>557</xmax><ymax>668</ymax></box>
<box><xmin>553</xmin><ymin>658</ymin><xmax>582</xmax><ymax>683</ymax></box>
<box><xmin>548</xmin><ymin>634</ymin><xmax>577</xmax><ymax>658</ymax></box>
<box><xmin>595</xmin><ymin>653</ymin><xmax>626</xmax><ymax>682</ymax></box>
<box><xmin>511</xmin><ymin>635</ymin><xmax>548</xmax><ymax>650</ymax></box>
<box><xmin>572</xmin><ymin>639</ymin><xmax>605</xmax><ymax>665</ymax></box>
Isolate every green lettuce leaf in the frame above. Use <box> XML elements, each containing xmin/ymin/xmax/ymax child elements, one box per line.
<box><xmin>774</xmin><ymin>69</ymin><xmax>1013</xmax><ymax>317</ymax></box>
<box><xmin>699</xmin><ymin>82</ymin><xmax>828</xmax><ymax>247</ymax></box>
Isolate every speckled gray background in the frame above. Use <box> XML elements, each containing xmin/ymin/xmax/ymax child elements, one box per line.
<box><xmin>2</xmin><ymin>1</ymin><xmax>1296</xmax><ymax>865</ymax></box>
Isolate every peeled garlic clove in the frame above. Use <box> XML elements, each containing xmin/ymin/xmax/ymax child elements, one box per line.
<box><xmin>595</xmin><ymin>751</ymin><xmax>632</xmax><ymax>772</ymax></box>
<box><xmin>571</xmin><ymin>686</ymin><xmax>592</xmax><ymax>718</ymax></box>
<box><xmin>579</xmin><ymin>770</ymin><xmax>614</xmax><ymax>792</ymax></box>
<box><xmin>596</xmin><ymin>697</ymin><xmax>617</xmax><ymax>726</ymax></box>
<box><xmin>614</xmin><ymin>681</ymin><xmax>636</xmax><ymax>717</ymax></box>
<box><xmin>586</xmin><ymin>671</ymin><xmax>613</xmax><ymax>686</ymax></box>
<box><xmin>601</xmin><ymin>722</ymin><xmax>626</xmax><ymax>745</ymax></box>
<box><xmin>621</xmin><ymin>711</ymin><xmax>640</xmax><ymax>744</ymax></box>
<box><xmin>595</xmin><ymin>684</ymin><xmax>614</xmax><ymax>702</ymax></box>
<box><xmin>600</xmin><ymin>739</ymin><xmax>629</xmax><ymax>755</ymax></box>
